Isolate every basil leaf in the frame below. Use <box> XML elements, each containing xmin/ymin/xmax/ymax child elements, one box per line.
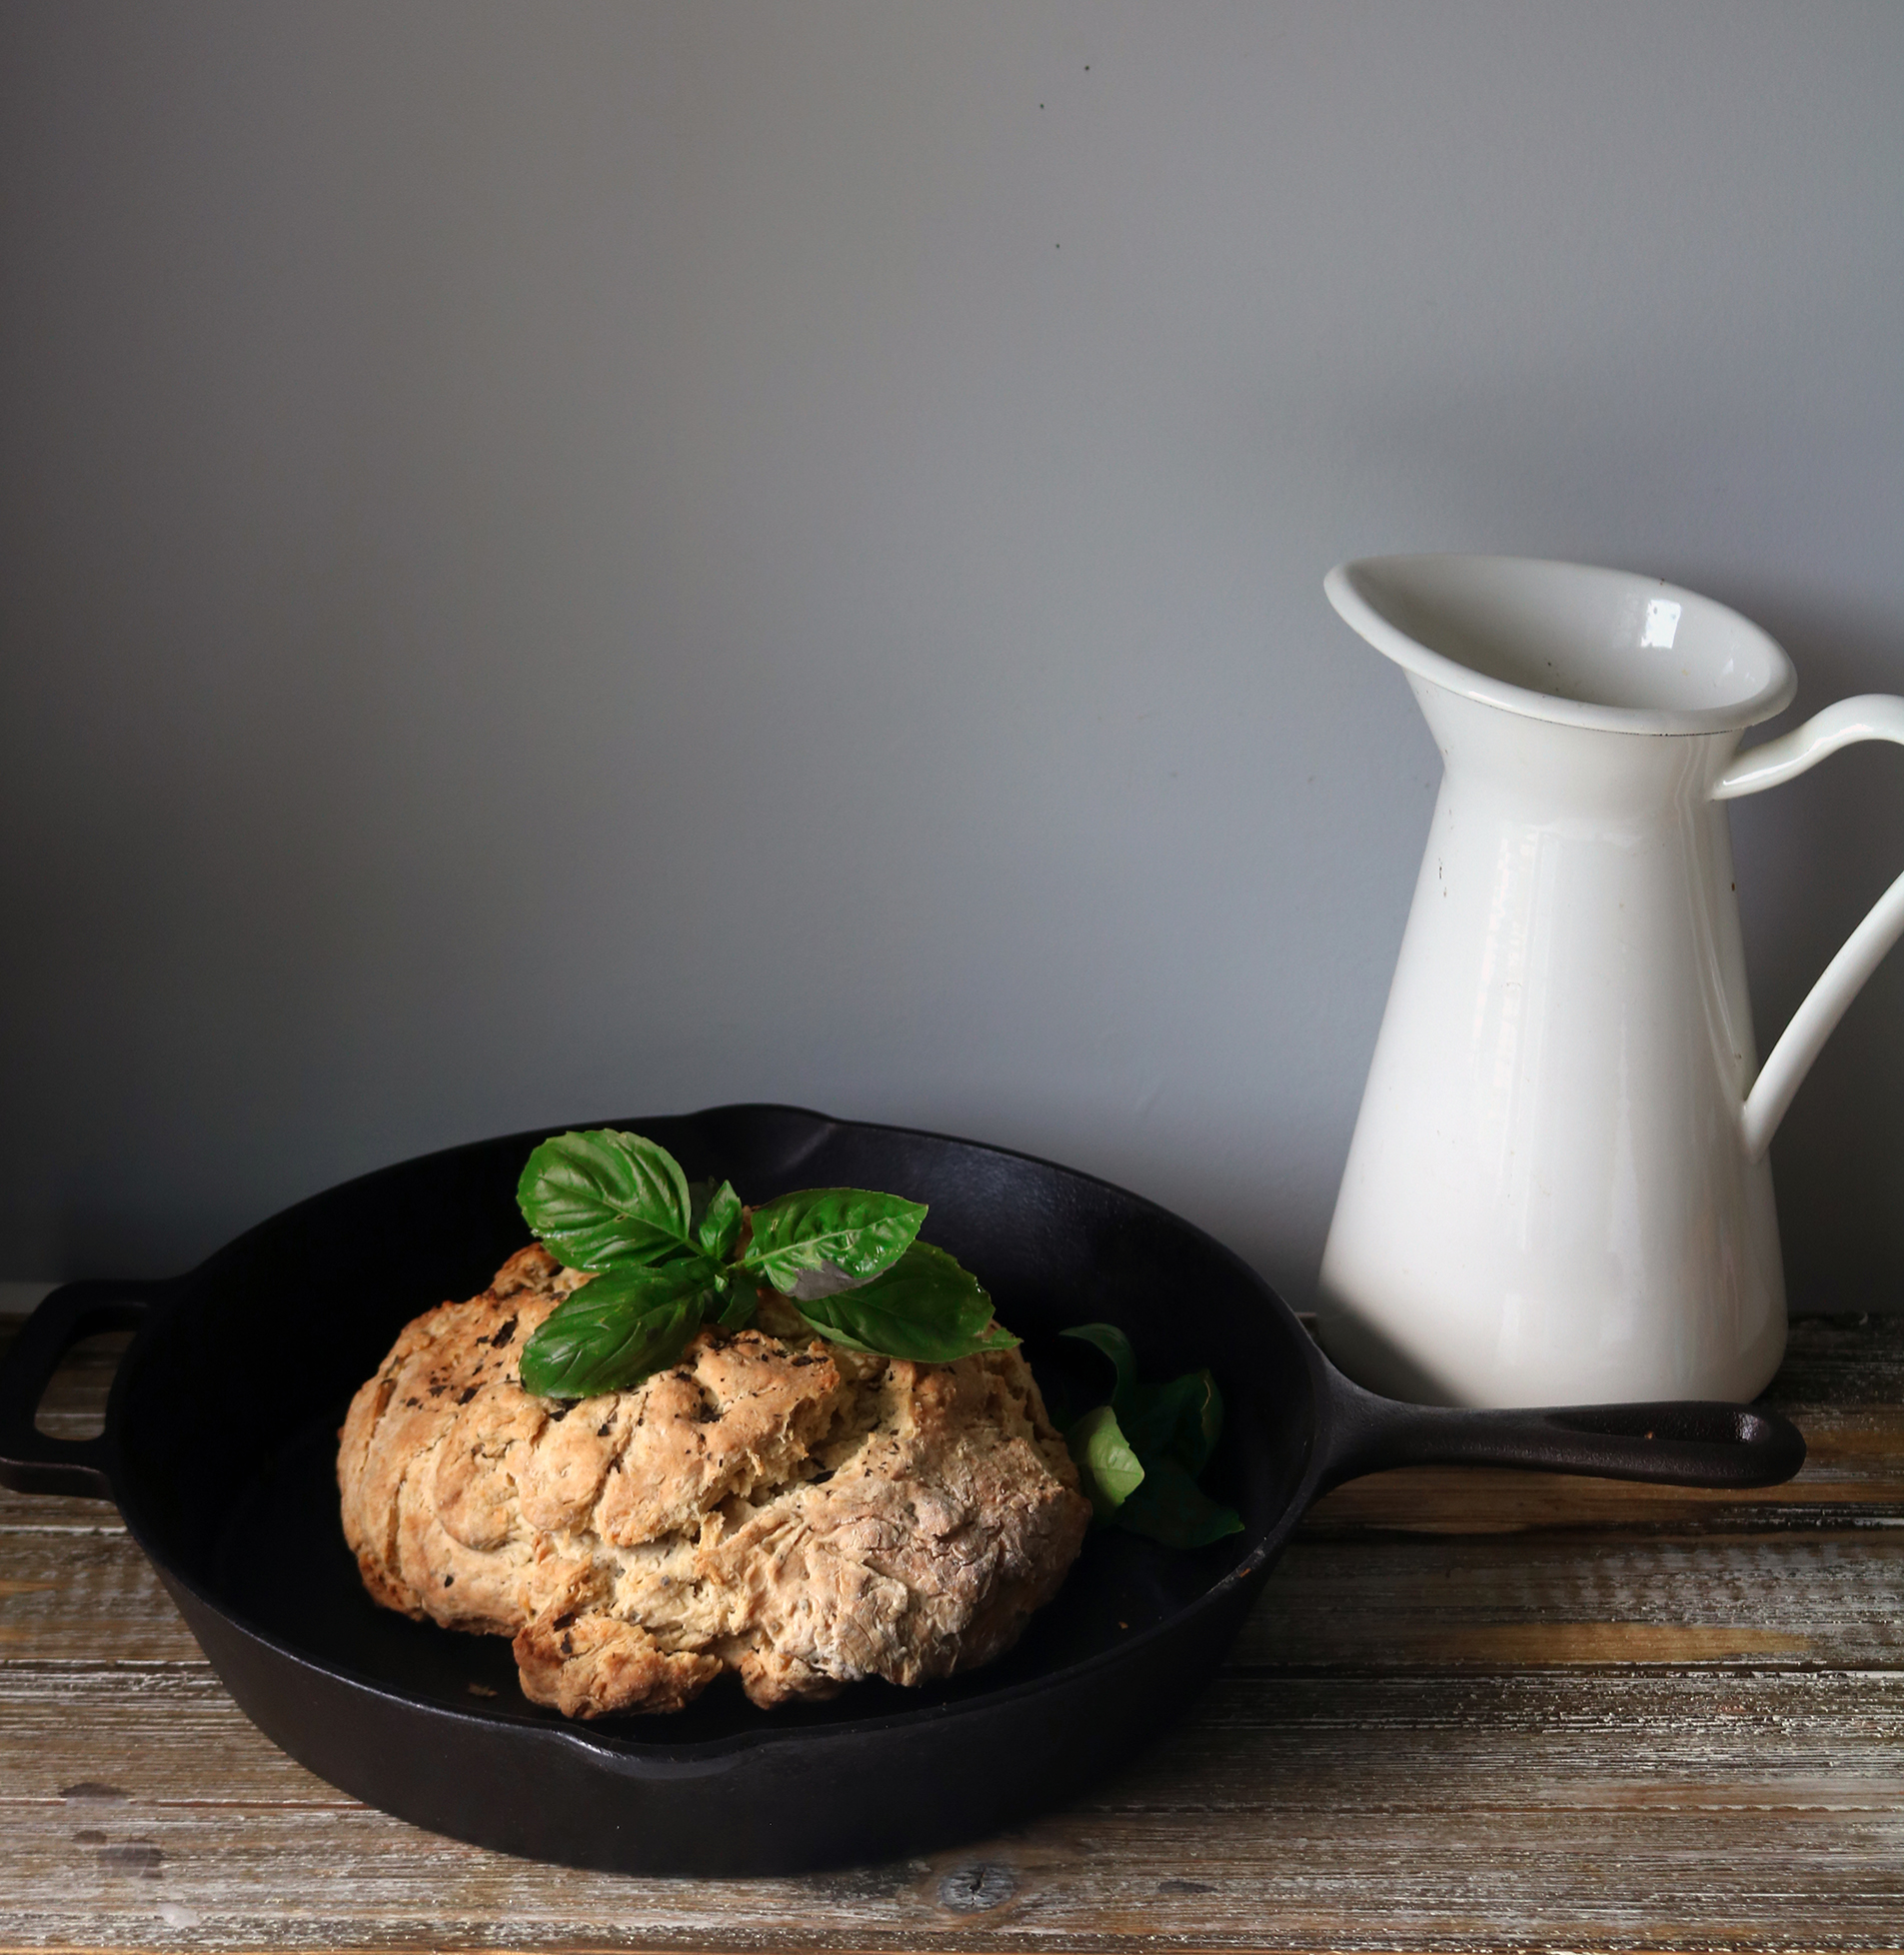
<box><xmin>1060</xmin><ymin>1322</ymin><xmax>1139</xmax><ymax>1404</ymax></box>
<box><xmin>1119</xmin><ymin>1368</ymin><xmax>1224</xmax><ymax>1477</ymax></box>
<box><xmin>546</xmin><ymin>1257</ymin><xmax>723</xmax><ymax>1313</ymax></box>
<box><xmin>741</xmin><ymin>1187</ymin><xmax>928</xmax><ymax>1294</ymax></box>
<box><xmin>1067</xmin><ymin>1404</ymin><xmax>1145</xmax><ymax>1520</ymax></box>
<box><xmin>716</xmin><ymin>1269</ymin><xmax>762</xmax><ymax>1329</ymax></box>
<box><xmin>792</xmin><ymin>1240</ymin><xmax>1013</xmax><ymax>1361</ymax></box>
<box><xmin>1059</xmin><ymin>1324</ymin><xmax>1237</xmax><ymax>1544</ymax></box>
<box><xmin>518</xmin><ymin>1265</ymin><xmax>709</xmax><ymax>1398</ymax></box>
<box><xmin>789</xmin><ymin>1258</ymin><xmax>860</xmax><ymax>1302</ymax></box>
<box><xmin>1114</xmin><ymin>1457</ymin><xmax>1244</xmax><ymax>1548</ymax></box>
<box><xmin>966</xmin><ymin>1319</ymin><xmax>1021</xmax><ymax>1352</ymax></box>
<box><xmin>695</xmin><ymin>1180</ymin><xmax>745</xmax><ymax>1261</ymax></box>
<box><xmin>517</xmin><ymin>1130</ymin><xmax>698</xmax><ymax>1273</ymax></box>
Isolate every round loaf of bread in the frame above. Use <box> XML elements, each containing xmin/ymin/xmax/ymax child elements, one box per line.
<box><xmin>337</xmin><ymin>1245</ymin><xmax>1091</xmax><ymax>1717</ymax></box>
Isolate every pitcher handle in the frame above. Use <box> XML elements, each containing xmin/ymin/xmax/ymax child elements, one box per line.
<box><xmin>1714</xmin><ymin>694</ymin><xmax>1904</xmax><ymax>1160</ymax></box>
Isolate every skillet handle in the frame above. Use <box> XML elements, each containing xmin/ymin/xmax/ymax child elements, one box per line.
<box><xmin>0</xmin><ymin>1279</ymin><xmax>155</xmax><ymax>1499</ymax></box>
<box><xmin>1318</xmin><ymin>1367</ymin><xmax>1805</xmax><ymax>1493</ymax></box>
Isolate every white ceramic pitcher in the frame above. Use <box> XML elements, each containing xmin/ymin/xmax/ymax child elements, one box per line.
<box><xmin>1315</xmin><ymin>555</ymin><xmax>1904</xmax><ymax>1407</ymax></box>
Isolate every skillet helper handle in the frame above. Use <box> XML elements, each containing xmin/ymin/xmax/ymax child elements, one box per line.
<box><xmin>0</xmin><ymin>1279</ymin><xmax>153</xmax><ymax>1498</ymax></box>
<box><xmin>1321</xmin><ymin>1370</ymin><xmax>1805</xmax><ymax>1494</ymax></box>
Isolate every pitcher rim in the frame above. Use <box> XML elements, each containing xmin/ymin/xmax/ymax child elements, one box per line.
<box><xmin>1326</xmin><ymin>554</ymin><xmax>1797</xmax><ymax>737</ymax></box>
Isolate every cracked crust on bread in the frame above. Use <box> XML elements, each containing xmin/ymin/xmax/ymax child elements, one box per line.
<box><xmin>337</xmin><ymin>1245</ymin><xmax>1090</xmax><ymax>1717</ymax></box>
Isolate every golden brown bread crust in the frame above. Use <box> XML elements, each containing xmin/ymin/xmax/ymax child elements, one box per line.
<box><xmin>337</xmin><ymin>1245</ymin><xmax>1090</xmax><ymax>1717</ymax></box>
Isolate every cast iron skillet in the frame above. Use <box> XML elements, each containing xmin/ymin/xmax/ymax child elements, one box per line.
<box><xmin>0</xmin><ymin>1104</ymin><xmax>1804</xmax><ymax>1876</ymax></box>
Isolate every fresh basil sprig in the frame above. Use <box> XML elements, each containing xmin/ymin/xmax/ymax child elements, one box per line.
<box><xmin>1060</xmin><ymin>1322</ymin><xmax>1243</xmax><ymax>1549</ymax></box>
<box><xmin>514</xmin><ymin>1129</ymin><xmax>1015</xmax><ymax>1398</ymax></box>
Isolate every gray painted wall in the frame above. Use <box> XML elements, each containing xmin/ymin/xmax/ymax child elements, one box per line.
<box><xmin>3</xmin><ymin>2</ymin><xmax>1901</xmax><ymax>1315</ymax></box>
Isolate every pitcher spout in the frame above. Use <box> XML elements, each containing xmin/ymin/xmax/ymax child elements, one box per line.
<box><xmin>1323</xmin><ymin>557</ymin><xmax>1795</xmax><ymax>737</ymax></box>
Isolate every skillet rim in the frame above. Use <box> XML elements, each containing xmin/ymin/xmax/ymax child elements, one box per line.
<box><xmin>102</xmin><ymin>1102</ymin><xmax>1317</xmax><ymax>1764</ymax></box>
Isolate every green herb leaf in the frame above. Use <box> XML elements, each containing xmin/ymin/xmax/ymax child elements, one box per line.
<box><xmin>1113</xmin><ymin>1457</ymin><xmax>1244</xmax><ymax>1548</ymax></box>
<box><xmin>694</xmin><ymin>1179</ymin><xmax>745</xmax><ymax>1261</ymax></box>
<box><xmin>1060</xmin><ymin>1325</ymin><xmax>1239</xmax><ymax>1546</ymax></box>
<box><xmin>1120</xmin><ymin>1368</ymin><xmax>1224</xmax><ymax>1477</ymax></box>
<box><xmin>1061</xmin><ymin>1325</ymin><xmax>1222</xmax><ymax>1476</ymax></box>
<box><xmin>792</xmin><ymin>1239</ymin><xmax>1013</xmax><ymax>1361</ymax></box>
<box><xmin>517</xmin><ymin>1130</ymin><xmax>699</xmax><ymax>1273</ymax></box>
<box><xmin>1067</xmin><ymin>1404</ymin><xmax>1146</xmax><ymax>1520</ymax></box>
<box><xmin>716</xmin><ymin>1268</ymin><xmax>762</xmax><ymax>1329</ymax></box>
<box><xmin>741</xmin><ymin>1187</ymin><xmax>929</xmax><ymax>1294</ymax></box>
<box><xmin>1060</xmin><ymin>1322</ymin><xmax>1139</xmax><ymax>1403</ymax></box>
<box><xmin>518</xmin><ymin>1265</ymin><xmax>709</xmax><ymax>1398</ymax></box>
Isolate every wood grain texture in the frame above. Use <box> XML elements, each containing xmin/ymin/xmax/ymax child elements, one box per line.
<box><xmin>6</xmin><ymin>1665</ymin><xmax>1904</xmax><ymax>1951</ymax></box>
<box><xmin>8</xmin><ymin>1519</ymin><xmax>1904</xmax><ymax>1674</ymax></box>
<box><xmin>4</xmin><ymin>1311</ymin><xmax>1904</xmax><ymax>1952</ymax></box>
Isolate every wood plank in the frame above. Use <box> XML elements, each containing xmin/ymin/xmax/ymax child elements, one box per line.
<box><xmin>1758</xmin><ymin>1311</ymin><xmax>1904</xmax><ymax>1406</ymax></box>
<box><xmin>4</xmin><ymin>1665</ymin><xmax>1904</xmax><ymax>1950</ymax></box>
<box><xmin>8</xmin><ymin>1521</ymin><xmax>1904</xmax><ymax>1675</ymax></box>
<box><xmin>1240</xmin><ymin>1529</ymin><xmax>1904</xmax><ymax>1670</ymax></box>
<box><xmin>0</xmin><ymin>1526</ymin><xmax>202</xmax><ymax>1662</ymax></box>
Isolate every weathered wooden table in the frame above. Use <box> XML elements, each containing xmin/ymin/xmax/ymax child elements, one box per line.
<box><xmin>4</xmin><ymin>1310</ymin><xmax>1902</xmax><ymax>1952</ymax></box>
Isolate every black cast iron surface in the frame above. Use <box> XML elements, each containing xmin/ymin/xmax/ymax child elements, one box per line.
<box><xmin>0</xmin><ymin>1103</ymin><xmax>1804</xmax><ymax>1875</ymax></box>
